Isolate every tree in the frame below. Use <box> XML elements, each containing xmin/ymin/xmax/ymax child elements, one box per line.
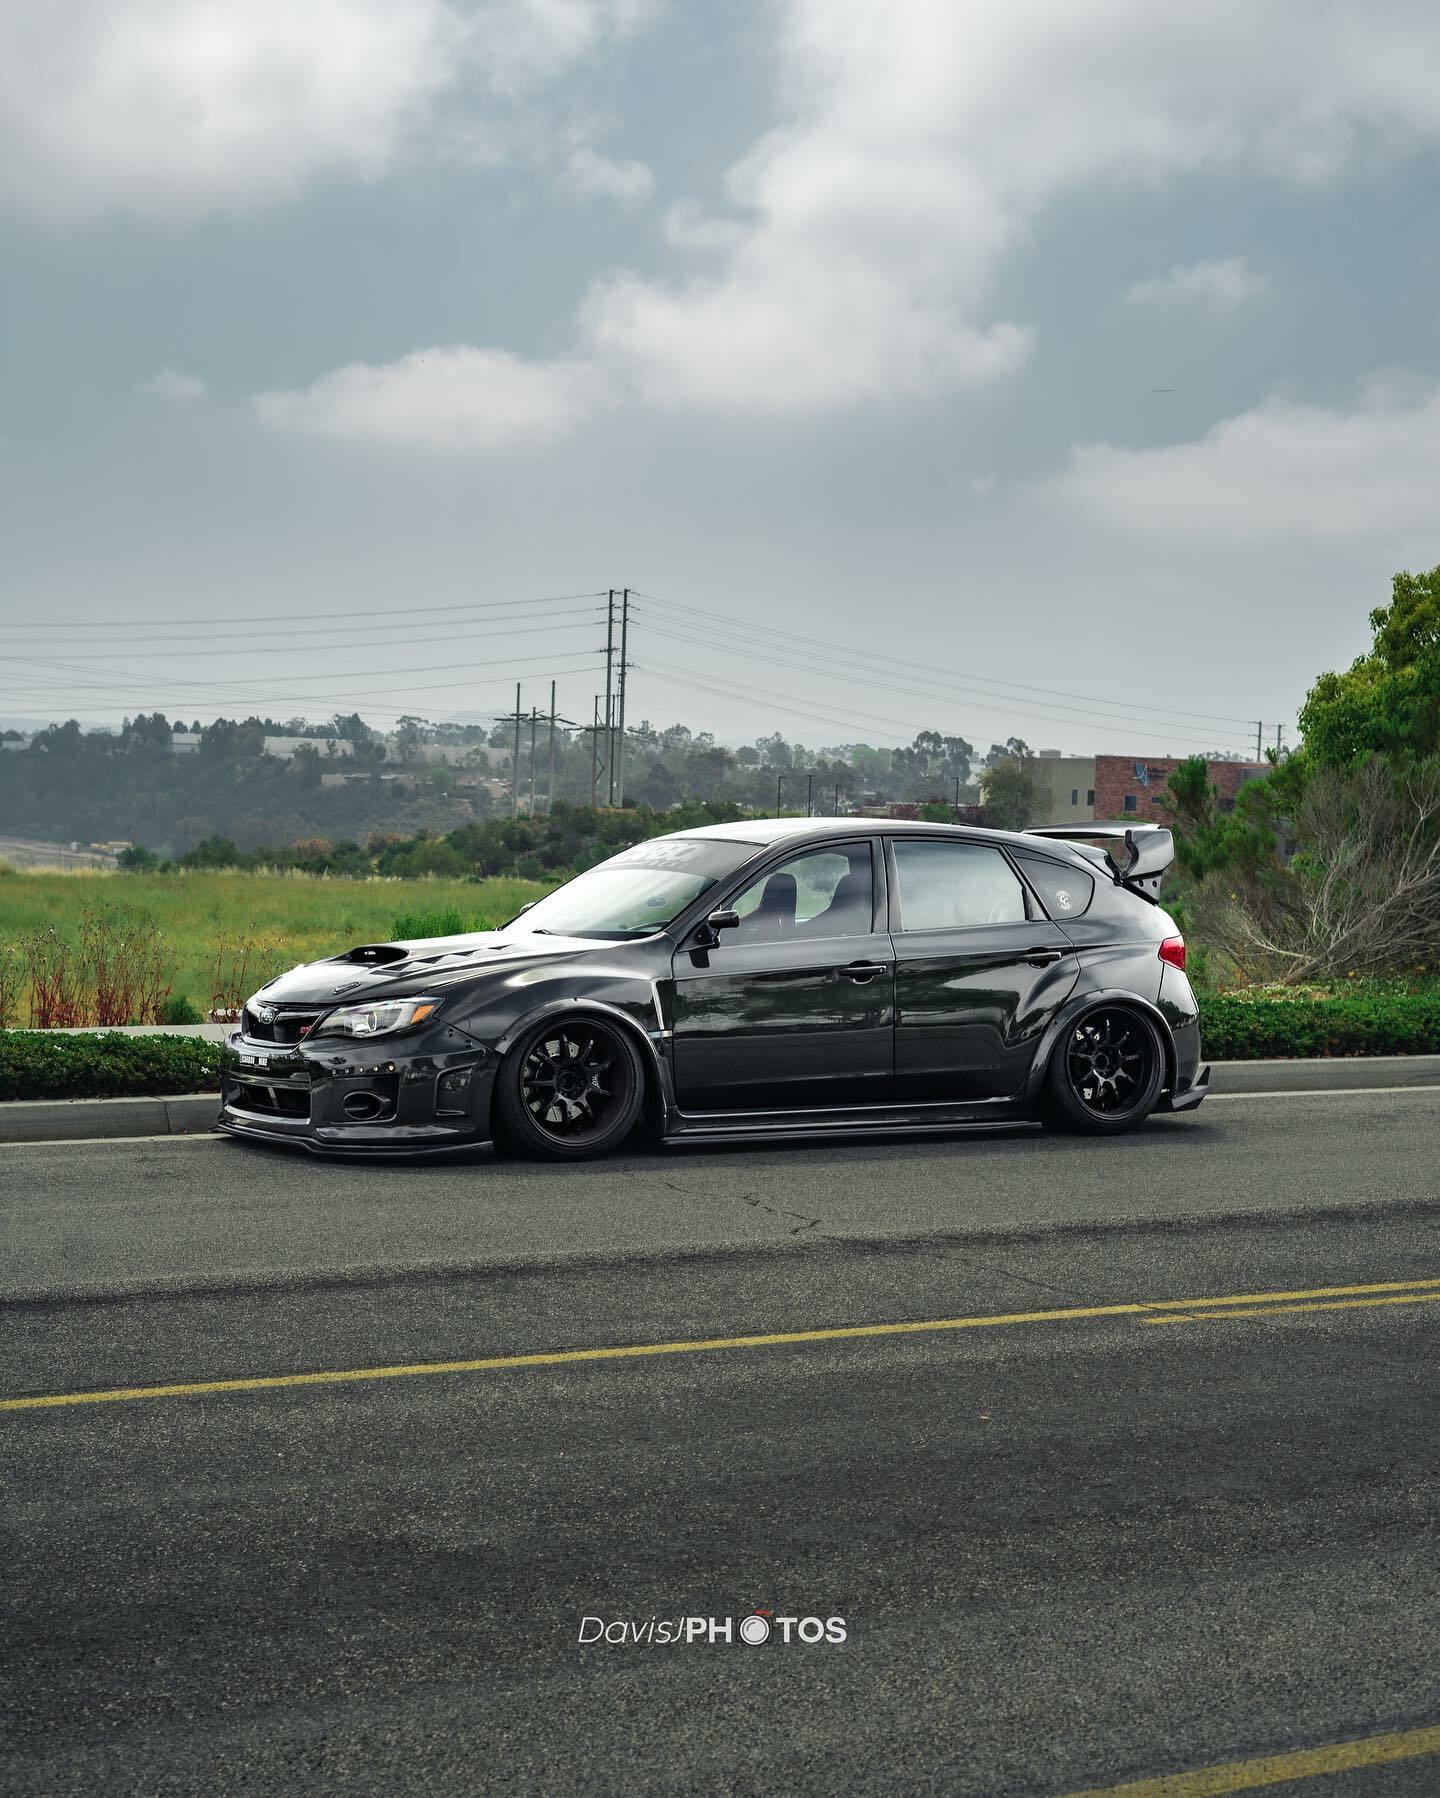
<box><xmin>980</xmin><ymin>753</ymin><xmax>1037</xmax><ymax>831</ymax></box>
<box><xmin>1299</xmin><ymin>565</ymin><xmax>1440</xmax><ymax>764</ymax></box>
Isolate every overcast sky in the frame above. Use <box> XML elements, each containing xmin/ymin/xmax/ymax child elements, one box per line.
<box><xmin>3</xmin><ymin>0</ymin><xmax>1439</xmax><ymax>758</ymax></box>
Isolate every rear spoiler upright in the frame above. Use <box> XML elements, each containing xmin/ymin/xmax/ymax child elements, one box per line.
<box><xmin>1023</xmin><ymin>824</ymin><xmax>1174</xmax><ymax>899</ymax></box>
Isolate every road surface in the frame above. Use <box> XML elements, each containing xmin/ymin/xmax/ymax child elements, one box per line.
<box><xmin>3</xmin><ymin>1090</ymin><xmax>1438</xmax><ymax>1795</ymax></box>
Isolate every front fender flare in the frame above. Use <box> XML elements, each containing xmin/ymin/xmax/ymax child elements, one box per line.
<box><xmin>490</xmin><ymin>995</ymin><xmax>678</xmax><ymax>1132</ymax></box>
<box><xmin>1022</xmin><ymin>987</ymin><xmax>1179</xmax><ymax>1119</ymax></box>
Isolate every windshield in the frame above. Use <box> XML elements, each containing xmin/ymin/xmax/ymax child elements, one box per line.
<box><xmin>509</xmin><ymin>837</ymin><xmax>759</xmax><ymax>939</ymax></box>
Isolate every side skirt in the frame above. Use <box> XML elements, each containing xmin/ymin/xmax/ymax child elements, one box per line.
<box><xmin>664</xmin><ymin>1095</ymin><xmax>1030</xmax><ymax>1146</ymax></box>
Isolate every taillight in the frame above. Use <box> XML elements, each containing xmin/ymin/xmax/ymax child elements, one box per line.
<box><xmin>1158</xmin><ymin>935</ymin><xmax>1186</xmax><ymax>971</ymax></box>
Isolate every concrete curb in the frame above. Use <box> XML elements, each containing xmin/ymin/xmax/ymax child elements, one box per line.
<box><xmin>3</xmin><ymin>1055</ymin><xmax>1440</xmax><ymax>1145</ymax></box>
<box><xmin>0</xmin><ymin>1094</ymin><xmax>220</xmax><ymax>1143</ymax></box>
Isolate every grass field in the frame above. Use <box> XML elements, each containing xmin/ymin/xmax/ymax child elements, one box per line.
<box><xmin>0</xmin><ymin>867</ymin><xmax>549</xmax><ymax>1017</ymax></box>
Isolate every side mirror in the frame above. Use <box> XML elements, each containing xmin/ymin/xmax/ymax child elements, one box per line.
<box><xmin>690</xmin><ymin>908</ymin><xmax>739</xmax><ymax>952</ymax></box>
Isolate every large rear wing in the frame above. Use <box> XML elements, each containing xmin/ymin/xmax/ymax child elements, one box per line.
<box><xmin>1023</xmin><ymin>824</ymin><xmax>1174</xmax><ymax>898</ymax></box>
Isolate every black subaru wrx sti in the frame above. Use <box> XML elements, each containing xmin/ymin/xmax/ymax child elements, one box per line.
<box><xmin>219</xmin><ymin>817</ymin><xmax>1209</xmax><ymax>1160</ymax></box>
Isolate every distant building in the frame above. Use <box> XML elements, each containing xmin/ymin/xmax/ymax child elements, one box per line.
<box><xmin>171</xmin><ymin>733</ymin><xmax>202</xmax><ymax>754</ymax></box>
<box><xmin>1094</xmin><ymin>754</ymin><xmax>1269</xmax><ymax>822</ymax></box>
<box><xmin>263</xmin><ymin>735</ymin><xmax>354</xmax><ymax>761</ymax></box>
<box><xmin>1028</xmin><ymin>756</ymin><xmax>1096</xmax><ymax>825</ymax></box>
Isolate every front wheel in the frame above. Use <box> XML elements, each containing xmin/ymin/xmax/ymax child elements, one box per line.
<box><xmin>495</xmin><ymin>1015</ymin><xmax>646</xmax><ymax>1160</ymax></box>
<box><xmin>1041</xmin><ymin>1006</ymin><xmax>1165</xmax><ymax>1135</ymax></box>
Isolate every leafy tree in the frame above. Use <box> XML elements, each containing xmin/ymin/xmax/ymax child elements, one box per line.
<box><xmin>1299</xmin><ymin>565</ymin><xmax>1440</xmax><ymax>764</ymax></box>
<box><xmin>980</xmin><ymin>754</ymin><xmax>1037</xmax><ymax>831</ymax></box>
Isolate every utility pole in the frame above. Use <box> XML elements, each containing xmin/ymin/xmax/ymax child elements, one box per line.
<box><xmin>603</xmin><ymin>589</ymin><xmax>616</xmax><ymax>806</ymax></box>
<box><xmin>528</xmin><ymin>706</ymin><xmax>538</xmax><ymax>815</ymax></box>
<box><xmin>590</xmin><ymin>695</ymin><xmax>603</xmax><ymax>808</ymax></box>
<box><xmin>954</xmin><ymin>775</ymin><xmax>961</xmax><ymax>816</ymax></box>
<box><xmin>546</xmin><ymin>680</ymin><xmax>557</xmax><ymax>815</ymax></box>
<box><xmin>834</xmin><ymin>783</ymin><xmax>841</xmax><ymax>816</ymax></box>
<box><xmin>1276</xmin><ymin>724</ymin><xmax>1284</xmax><ymax>756</ymax></box>
<box><xmin>1255</xmin><ymin>721</ymin><xmax>1263</xmax><ymax>760</ymax></box>
<box><xmin>510</xmin><ymin>682</ymin><xmax>521</xmax><ymax>818</ymax></box>
<box><xmin>615</xmin><ymin>588</ymin><xmax>630</xmax><ymax>808</ymax></box>
<box><xmin>776</xmin><ymin>772</ymin><xmax>783</xmax><ymax>816</ymax></box>
<box><xmin>806</xmin><ymin>772</ymin><xmax>813</xmax><ymax>816</ymax></box>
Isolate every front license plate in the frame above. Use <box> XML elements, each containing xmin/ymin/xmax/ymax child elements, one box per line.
<box><xmin>241</xmin><ymin>1053</ymin><xmax>271</xmax><ymax>1068</ymax></box>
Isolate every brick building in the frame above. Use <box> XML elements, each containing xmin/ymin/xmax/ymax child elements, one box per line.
<box><xmin>1093</xmin><ymin>755</ymin><xmax>1269</xmax><ymax>822</ymax></box>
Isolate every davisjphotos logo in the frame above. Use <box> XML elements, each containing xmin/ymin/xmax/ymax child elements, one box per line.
<box><xmin>578</xmin><ymin>1610</ymin><xmax>846</xmax><ymax>1646</ymax></box>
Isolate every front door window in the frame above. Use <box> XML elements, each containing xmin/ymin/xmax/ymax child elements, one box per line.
<box><xmin>728</xmin><ymin>847</ymin><xmax>873</xmax><ymax>941</ymax></box>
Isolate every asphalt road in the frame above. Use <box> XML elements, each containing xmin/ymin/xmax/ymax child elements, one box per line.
<box><xmin>3</xmin><ymin>1092</ymin><xmax>1440</xmax><ymax>1795</ymax></box>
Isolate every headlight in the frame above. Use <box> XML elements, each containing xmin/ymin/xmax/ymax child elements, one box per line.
<box><xmin>316</xmin><ymin>995</ymin><xmax>443</xmax><ymax>1039</ymax></box>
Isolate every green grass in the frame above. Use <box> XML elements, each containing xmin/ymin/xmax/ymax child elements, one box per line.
<box><xmin>0</xmin><ymin>868</ymin><xmax>548</xmax><ymax>1016</ymax></box>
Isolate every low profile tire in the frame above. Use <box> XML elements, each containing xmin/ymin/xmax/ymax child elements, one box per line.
<box><xmin>1041</xmin><ymin>1006</ymin><xmax>1165</xmax><ymax>1136</ymax></box>
<box><xmin>495</xmin><ymin>1015</ymin><xmax>646</xmax><ymax>1161</ymax></box>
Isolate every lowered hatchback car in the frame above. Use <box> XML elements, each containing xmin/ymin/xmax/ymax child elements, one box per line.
<box><xmin>219</xmin><ymin>817</ymin><xmax>1208</xmax><ymax>1160</ymax></box>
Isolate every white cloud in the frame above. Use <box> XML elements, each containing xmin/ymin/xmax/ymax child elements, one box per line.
<box><xmin>250</xmin><ymin>0</ymin><xmax>1440</xmax><ymax>446</ymax></box>
<box><xmin>564</xmin><ymin>145</ymin><xmax>654</xmax><ymax>203</ymax></box>
<box><xmin>1122</xmin><ymin>256</ymin><xmax>1269</xmax><ymax>317</ymax></box>
<box><xmin>0</xmin><ymin>0</ymin><xmax>655</xmax><ymax>220</ymax></box>
<box><xmin>138</xmin><ymin>368</ymin><xmax>208</xmax><ymax>402</ymax></box>
<box><xmin>253</xmin><ymin>345</ymin><xmax>609</xmax><ymax>450</ymax></box>
<box><xmin>661</xmin><ymin>200</ymin><xmax>744</xmax><ymax>254</ymax></box>
<box><xmin>1049</xmin><ymin>378</ymin><xmax>1440</xmax><ymax>540</ymax></box>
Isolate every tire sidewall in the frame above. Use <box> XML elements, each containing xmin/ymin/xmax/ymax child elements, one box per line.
<box><xmin>1045</xmin><ymin>1006</ymin><xmax>1165</xmax><ymax>1135</ymax></box>
<box><xmin>496</xmin><ymin>1014</ymin><xmax>647</xmax><ymax>1160</ymax></box>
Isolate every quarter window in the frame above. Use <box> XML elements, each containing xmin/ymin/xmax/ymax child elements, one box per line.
<box><xmin>891</xmin><ymin>840</ymin><xmax>1027</xmax><ymax>930</ymax></box>
<box><xmin>1011</xmin><ymin>851</ymin><xmax>1095</xmax><ymax>920</ymax></box>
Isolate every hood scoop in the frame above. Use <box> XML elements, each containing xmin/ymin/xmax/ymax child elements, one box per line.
<box><xmin>341</xmin><ymin>943</ymin><xmax>410</xmax><ymax>966</ymax></box>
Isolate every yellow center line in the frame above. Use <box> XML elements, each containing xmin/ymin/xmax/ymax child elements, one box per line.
<box><xmin>4</xmin><ymin>1276</ymin><xmax>1439</xmax><ymax>1414</ymax></box>
<box><xmin>1057</xmin><ymin>1720</ymin><xmax>1440</xmax><ymax>1796</ymax></box>
<box><xmin>1144</xmin><ymin>1292</ymin><xmax>1440</xmax><ymax>1326</ymax></box>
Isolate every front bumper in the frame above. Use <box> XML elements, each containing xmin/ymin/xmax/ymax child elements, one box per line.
<box><xmin>218</xmin><ymin>1025</ymin><xmax>496</xmax><ymax>1156</ymax></box>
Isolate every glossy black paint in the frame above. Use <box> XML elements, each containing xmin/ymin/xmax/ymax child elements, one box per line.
<box><xmin>217</xmin><ymin>818</ymin><xmax>1206</xmax><ymax>1156</ymax></box>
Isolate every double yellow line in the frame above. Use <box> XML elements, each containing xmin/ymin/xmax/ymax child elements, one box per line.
<box><xmin>3</xmin><ymin>1276</ymin><xmax>1438</xmax><ymax>1415</ymax></box>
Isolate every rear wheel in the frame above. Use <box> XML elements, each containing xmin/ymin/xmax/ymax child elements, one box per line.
<box><xmin>1042</xmin><ymin>1006</ymin><xmax>1164</xmax><ymax>1135</ymax></box>
<box><xmin>495</xmin><ymin>1015</ymin><xmax>646</xmax><ymax>1160</ymax></box>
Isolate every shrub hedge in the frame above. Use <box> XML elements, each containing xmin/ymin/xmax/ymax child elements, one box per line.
<box><xmin>0</xmin><ymin>1032</ymin><xmax>226</xmax><ymax>1102</ymax></box>
<box><xmin>1</xmin><ymin>985</ymin><xmax>1438</xmax><ymax>1102</ymax></box>
<box><xmin>1197</xmin><ymin>984</ymin><xmax>1440</xmax><ymax>1060</ymax></box>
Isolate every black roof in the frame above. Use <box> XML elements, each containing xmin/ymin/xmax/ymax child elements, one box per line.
<box><xmin>665</xmin><ymin>816</ymin><xmax>1095</xmax><ymax>858</ymax></box>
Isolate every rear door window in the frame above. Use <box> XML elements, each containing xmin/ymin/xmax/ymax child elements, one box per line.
<box><xmin>890</xmin><ymin>839</ymin><xmax>1029</xmax><ymax>930</ymax></box>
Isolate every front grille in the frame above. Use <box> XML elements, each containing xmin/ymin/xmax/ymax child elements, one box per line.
<box><xmin>226</xmin><ymin>1081</ymin><xmax>311</xmax><ymax>1121</ymax></box>
<box><xmin>243</xmin><ymin>1006</ymin><xmax>325</xmax><ymax>1044</ymax></box>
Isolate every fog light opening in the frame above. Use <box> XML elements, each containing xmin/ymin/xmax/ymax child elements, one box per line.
<box><xmin>341</xmin><ymin>1091</ymin><xmax>386</xmax><ymax>1122</ymax></box>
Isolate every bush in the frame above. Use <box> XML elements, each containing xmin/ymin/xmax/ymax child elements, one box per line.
<box><xmin>161</xmin><ymin>994</ymin><xmax>205</xmax><ymax>1025</ymax></box>
<box><xmin>0</xmin><ymin>1031</ymin><xmax>226</xmax><ymax>1101</ymax></box>
<box><xmin>1198</xmin><ymin>982</ymin><xmax>1440</xmax><ymax>1059</ymax></box>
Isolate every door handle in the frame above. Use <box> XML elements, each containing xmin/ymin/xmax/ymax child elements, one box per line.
<box><xmin>1022</xmin><ymin>945</ymin><xmax>1066</xmax><ymax>966</ymax></box>
<box><xmin>840</xmin><ymin>960</ymin><xmax>890</xmax><ymax>983</ymax></box>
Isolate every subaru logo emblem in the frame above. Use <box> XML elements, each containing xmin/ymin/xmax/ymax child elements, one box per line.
<box><xmin>255</xmin><ymin>1004</ymin><xmax>277</xmax><ymax>1025</ymax></box>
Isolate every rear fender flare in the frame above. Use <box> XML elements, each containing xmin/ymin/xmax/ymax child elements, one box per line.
<box><xmin>1023</xmin><ymin>987</ymin><xmax>1178</xmax><ymax>1118</ymax></box>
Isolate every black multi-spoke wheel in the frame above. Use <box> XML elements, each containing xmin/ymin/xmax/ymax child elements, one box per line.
<box><xmin>496</xmin><ymin>1015</ymin><xmax>645</xmax><ymax>1160</ymax></box>
<box><xmin>1042</xmin><ymin>1006</ymin><xmax>1164</xmax><ymax>1135</ymax></box>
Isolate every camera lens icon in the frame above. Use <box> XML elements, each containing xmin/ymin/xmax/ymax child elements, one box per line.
<box><xmin>739</xmin><ymin>1614</ymin><xmax>771</xmax><ymax>1646</ymax></box>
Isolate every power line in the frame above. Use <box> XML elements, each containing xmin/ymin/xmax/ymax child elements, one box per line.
<box><xmin>2</xmin><ymin>611</ymin><xmax>609</xmax><ymax>666</ymax></box>
<box><xmin>633</xmin><ymin>589</ymin><xmax>1262</xmax><ymax>729</ymax></box>
<box><xmin>633</xmin><ymin>617</ymin><xmax>1260</xmax><ymax>752</ymax></box>
<box><xmin>2</xmin><ymin>591</ymin><xmax>607</xmax><ymax>633</ymax></box>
